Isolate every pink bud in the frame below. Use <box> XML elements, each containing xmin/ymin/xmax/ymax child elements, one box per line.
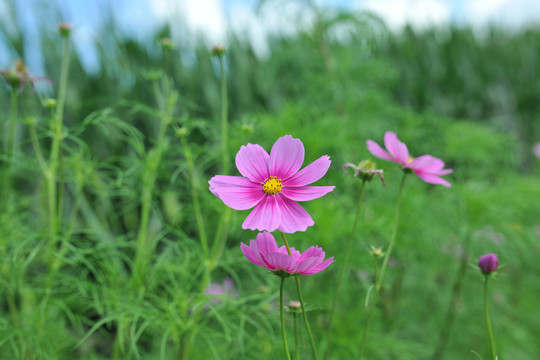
<box><xmin>478</xmin><ymin>253</ymin><xmax>499</xmax><ymax>275</ymax></box>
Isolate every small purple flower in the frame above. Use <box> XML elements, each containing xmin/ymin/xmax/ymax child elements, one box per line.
<box><xmin>478</xmin><ymin>253</ymin><xmax>499</xmax><ymax>275</ymax></box>
<box><xmin>205</xmin><ymin>278</ymin><xmax>238</xmax><ymax>305</ymax></box>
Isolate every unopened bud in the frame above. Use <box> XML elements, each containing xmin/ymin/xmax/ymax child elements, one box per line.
<box><xmin>211</xmin><ymin>44</ymin><xmax>226</xmax><ymax>56</ymax></box>
<box><xmin>176</xmin><ymin>127</ymin><xmax>188</xmax><ymax>137</ymax></box>
<box><xmin>370</xmin><ymin>246</ymin><xmax>384</xmax><ymax>259</ymax></box>
<box><xmin>288</xmin><ymin>300</ymin><xmax>301</xmax><ymax>310</ymax></box>
<box><xmin>42</xmin><ymin>98</ymin><xmax>57</xmax><ymax>109</ymax></box>
<box><xmin>478</xmin><ymin>253</ymin><xmax>499</xmax><ymax>275</ymax></box>
<box><xmin>241</xmin><ymin>124</ymin><xmax>254</xmax><ymax>133</ymax></box>
<box><xmin>59</xmin><ymin>22</ymin><xmax>71</xmax><ymax>37</ymax></box>
<box><xmin>160</xmin><ymin>37</ymin><xmax>174</xmax><ymax>50</ymax></box>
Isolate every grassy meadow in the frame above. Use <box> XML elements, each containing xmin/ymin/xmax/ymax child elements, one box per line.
<box><xmin>1</xmin><ymin>2</ymin><xmax>540</xmax><ymax>359</ymax></box>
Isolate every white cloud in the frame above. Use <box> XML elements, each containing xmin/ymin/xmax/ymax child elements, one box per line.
<box><xmin>150</xmin><ymin>0</ymin><xmax>228</xmax><ymax>44</ymax></box>
<box><xmin>464</xmin><ymin>0</ymin><xmax>540</xmax><ymax>28</ymax></box>
<box><xmin>358</xmin><ymin>0</ymin><xmax>452</xmax><ymax>29</ymax></box>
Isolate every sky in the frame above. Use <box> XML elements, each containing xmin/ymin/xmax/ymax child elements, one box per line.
<box><xmin>2</xmin><ymin>0</ymin><xmax>540</xmax><ymax>74</ymax></box>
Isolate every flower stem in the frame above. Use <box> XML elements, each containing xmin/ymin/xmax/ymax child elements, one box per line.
<box><xmin>181</xmin><ymin>135</ymin><xmax>209</xmax><ymax>258</ymax></box>
<box><xmin>294</xmin><ymin>312</ymin><xmax>300</xmax><ymax>360</ymax></box>
<box><xmin>218</xmin><ymin>54</ymin><xmax>228</xmax><ymax>175</ymax></box>
<box><xmin>357</xmin><ymin>256</ymin><xmax>380</xmax><ymax>360</ymax></box>
<box><xmin>209</xmin><ymin>53</ymin><xmax>231</xmax><ymax>265</ymax></box>
<box><xmin>325</xmin><ymin>179</ymin><xmax>366</xmax><ymax>359</ymax></box>
<box><xmin>295</xmin><ymin>276</ymin><xmax>319</xmax><ymax>360</ymax></box>
<box><xmin>48</xmin><ymin>33</ymin><xmax>70</xmax><ymax>257</ymax></box>
<box><xmin>2</xmin><ymin>90</ymin><xmax>18</xmax><ymax>202</ymax></box>
<box><xmin>376</xmin><ymin>172</ymin><xmax>407</xmax><ymax>293</ymax></box>
<box><xmin>484</xmin><ymin>275</ymin><xmax>497</xmax><ymax>360</ymax></box>
<box><xmin>280</xmin><ymin>232</ymin><xmax>319</xmax><ymax>360</ymax></box>
<box><xmin>280</xmin><ymin>277</ymin><xmax>292</xmax><ymax>360</ymax></box>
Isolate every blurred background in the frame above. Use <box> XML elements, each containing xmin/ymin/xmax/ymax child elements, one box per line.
<box><xmin>1</xmin><ymin>0</ymin><xmax>540</xmax><ymax>359</ymax></box>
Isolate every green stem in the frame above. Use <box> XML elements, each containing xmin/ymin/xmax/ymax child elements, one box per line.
<box><xmin>2</xmin><ymin>90</ymin><xmax>18</xmax><ymax>202</ymax></box>
<box><xmin>218</xmin><ymin>54</ymin><xmax>228</xmax><ymax>175</ymax></box>
<box><xmin>431</xmin><ymin>233</ymin><xmax>471</xmax><ymax>360</ymax></box>
<box><xmin>281</xmin><ymin>277</ymin><xmax>292</xmax><ymax>360</ymax></box>
<box><xmin>325</xmin><ymin>179</ymin><xmax>366</xmax><ymax>359</ymax></box>
<box><xmin>484</xmin><ymin>276</ymin><xmax>497</xmax><ymax>360</ymax></box>
<box><xmin>376</xmin><ymin>172</ymin><xmax>407</xmax><ymax>293</ymax></box>
<box><xmin>48</xmin><ymin>34</ymin><xmax>70</xmax><ymax>257</ymax></box>
<box><xmin>294</xmin><ymin>312</ymin><xmax>300</xmax><ymax>360</ymax></box>
<box><xmin>280</xmin><ymin>232</ymin><xmax>318</xmax><ymax>359</ymax></box>
<box><xmin>181</xmin><ymin>136</ymin><xmax>208</xmax><ymax>258</ymax></box>
<box><xmin>295</xmin><ymin>276</ymin><xmax>319</xmax><ymax>360</ymax></box>
<box><xmin>357</xmin><ymin>257</ymin><xmax>380</xmax><ymax>360</ymax></box>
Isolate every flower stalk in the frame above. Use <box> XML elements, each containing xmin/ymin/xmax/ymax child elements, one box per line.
<box><xmin>2</xmin><ymin>89</ymin><xmax>18</xmax><ymax>202</ymax></box>
<box><xmin>325</xmin><ymin>178</ymin><xmax>366</xmax><ymax>359</ymax></box>
<box><xmin>280</xmin><ymin>277</ymin><xmax>292</xmax><ymax>360</ymax></box>
<box><xmin>484</xmin><ymin>275</ymin><xmax>497</xmax><ymax>360</ymax></box>
<box><xmin>280</xmin><ymin>232</ymin><xmax>319</xmax><ymax>360</ymax></box>
<box><xmin>376</xmin><ymin>172</ymin><xmax>407</xmax><ymax>292</ymax></box>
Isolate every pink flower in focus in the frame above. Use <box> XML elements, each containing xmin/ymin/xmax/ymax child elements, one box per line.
<box><xmin>209</xmin><ymin>135</ymin><xmax>335</xmax><ymax>233</ymax></box>
<box><xmin>366</xmin><ymin>131</ymin><xmax>453</xmax><ymax>187</ymax></box>
<box><xmin>240</xmin><ymin>232</ymin><xmax>334</xmax><ymax>276</ymax></box>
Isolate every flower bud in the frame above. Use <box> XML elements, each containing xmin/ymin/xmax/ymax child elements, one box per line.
<box><xmin>370</xmin><ymin>246</ymin><xmax>384</xmax><ymax>259</ymax></box>
<box><xmin>58</xmin><ymin>22</ymin><xmax>71</xmax><ymax>37</ymax></box>
<box><xmin>42</xmin><ymin>98</ymin><xmax>57</xmax><ymax>109</ymax></box>
<box><xmin>288</xmin><ymin>300</ymin><xmax>301</xmax><ymax>311</ymax></box>
<box><xmin>211</xmin><ymin>44</ymin><xmax>226</xmax><ymax>56</ymax></box>
<box><xmin>478</xmin><ymin>253</ymin><xmax>499</xmax><ymax>275</ymax></box>
<box><xmin>176</xmin><ymin>127</ymin><xmax>188</xmax><ymax>137</ymax></box>
<box><xmin>160</xmin><ymin>37</ymin><xmax>174</xmax><ymax>50</ymax></box>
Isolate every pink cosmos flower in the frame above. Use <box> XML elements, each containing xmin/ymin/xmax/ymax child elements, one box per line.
<box><xmin>209</xmin><ymin>135</ymin><xmax>335</xmax><ymax>233</ymax></box>
<box><xmin>240</xmin><ymin>232</ymin><xmax>334</xmax><ymax>276</ymax></box>
<box><xmin>366</xmin><ymin>131</ymin><xmax>453</xmax><ymax>187</ymax></box>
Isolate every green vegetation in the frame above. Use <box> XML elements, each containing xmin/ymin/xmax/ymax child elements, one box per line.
<box><xmin>1</xmin><ymin>2</ymin><xmax>539</xmax><ymax>359</ymax></box>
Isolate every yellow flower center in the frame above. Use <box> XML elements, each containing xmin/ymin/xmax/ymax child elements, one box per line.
<box><xmin>408</xmin><ymin>156</ymin><xmax>414</xmax><ymax>163</ymax></box>
<box><xmin>262</xmin><ymin>176</ymin><xmax>282</xmax><ymax>195</ymax></box>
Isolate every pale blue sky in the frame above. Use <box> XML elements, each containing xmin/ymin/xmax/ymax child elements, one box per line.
<box><xmin>2</xmin><ymin>0</ymin><xmax>540</xmax><ymax>75</ymax></box>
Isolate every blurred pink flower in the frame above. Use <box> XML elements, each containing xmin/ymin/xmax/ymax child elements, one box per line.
<box><xmin>205</xmin><ymin>278</ymin><xmax>238</xmax><ymax>305</ymax></box>
<box><xmin>478</xmin><ymin>253</ymin><xmax>499</xmax><ymax>275</ymax></box>
<box><xmin>209</xmin><ymin>135</ymin><xmax>335</xmax><ymax>233</ymax></box>
<box><xmin>533</xmin><ymin>142</ymin><xmax>540</xmax><ymax>159</ymax></box>
<box><xmin>240</xmin><ymin>232</ymin><xmax>334</xmax><ymax>276</ymax></box>
<box><xmin>366</xmin><ymin>131</ymin><xmax>453</xmax><ymax>187</ymax></box>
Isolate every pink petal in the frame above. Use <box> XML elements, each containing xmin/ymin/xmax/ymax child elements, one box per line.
<box><xmin>269</xmin><ymin>135</ymin><xmax>305</xmax><ymax>180</ymax></box>
<box><xmin>209</xmin><ymin>175</ymin><xmax>265</xmax><ymax>210</ymax></box>
<box><xmin>264</xmin><ymin>252</ymin><xmax>295</xmax><ymax>272</ymax></box>
<box><xmin>277</xmin><ymin>245</ymin><xmax>301</xmax><ymax>258</ymax></box>
<box><xmin>242</xmin><ymin>195</ymin><xmax>281</xmax><ymax>232</ymax></box>
<box><xmin>384</xmin><ymin>132</ymin><xmax>410</xmax><ymax>164</ymax></box>
<box><xmin>280</xmin><ymin>186</ymin><xmax>335</xmax><ymax>202</ymax></box>
<box><xmin>294</xmin><ymin>256</ymin><xmax>323</xmax><ymax>274</ymax></box>
<box><xmin>247</xmin><ymin>238</ymin><xmax>267</xmax><ymax>268</ymax></box>
<box><xmin>235</xmin><ymin>143</ymin><xmax>270</xmax><ymax>183</ymax></box>
<box><xmin>302</xmin><ymin>257</ymin><xmax>334</xmax><ymax>275</ymax></box>
<box><xmin>296</xmin><ymin>246</ymin><xmax>325</xmax><ymax>262</ymax></box>
<box><xmin>406</xmin><ymin>155</ymin><xmax>437</xmax><ymax>170</ymax></box>
<box><xmin>283</xmin><ymin>155</ymin><xmax>331</xmax><ymax>186</ymax></box>
<box><xmin>240</xmin><ymin>241</ymin><xmax>264</xmax><ymax>267</ymax></box>
<box><xmin>415</xmin><ymin>173</ymin><xmax>452</xmax><ymax>187</ymax></box>
<box><xmin>255</xmin><ymin>232</ymin><xmax>279</xmax><ymax>256</ymax></box>
<box><xmin>275</xmin><ymin>195</ymin><xmax>314</xmax><ymax>233</ymax></box>
<box><xmin>366</xmin><ymin>140</ymin><xmax>395</xmax><ymax>162</ymax></box>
